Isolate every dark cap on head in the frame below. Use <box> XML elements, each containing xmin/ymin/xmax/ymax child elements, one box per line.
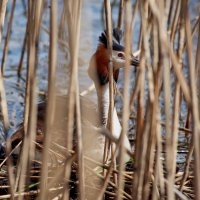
<box><xmin>99</xmin><ymin>28</ymin><xmax>140</xmax><ymax>67</ymax></box>
<box><xmin>99</xmin><ymin>28</ymin><xmax>125</xmax><ymax>51</ymax></box>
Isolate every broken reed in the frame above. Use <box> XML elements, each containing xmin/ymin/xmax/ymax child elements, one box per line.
<box><xmin>0</xmin><ymin>0</ymin><xmax>199</xmax><ymax>199</ymax></box>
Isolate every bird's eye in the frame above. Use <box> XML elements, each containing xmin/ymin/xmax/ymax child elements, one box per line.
<box><xmin>118</xmin><ymin>52</ymin><xmax>124</xmax><ymax>58</ymax></box>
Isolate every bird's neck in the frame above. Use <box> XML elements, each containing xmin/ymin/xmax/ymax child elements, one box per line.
<box><xmin>96</xmin><ymin>83</ymin><xmax>110</xmax><ymax>126</ymax></box>
<box><xmin>88</xmin><ymin>46</ymin><xmax>121</xmax><ymax>137</ymax></box>
<box><xmin>96</xmin><ymin>84</ymin><xmax>121</xmax><ymax>137</ymax></box>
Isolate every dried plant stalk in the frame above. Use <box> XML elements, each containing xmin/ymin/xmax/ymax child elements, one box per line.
<box><xmin>103</xmin><ymin>0</ymin><xmax>117</xmax><ymax>187</ymax></box>
<box><xmin>130</xmin><ymin>0</ymin><xmax>139</xmax><ymax>35</ymax></box>
<box><xmin>62</xmin><ymin>0</ymin><xmax>83</xmax><ymax>199</ymax></box>
<box><xmin>159</xmin><ymin>0</ymin><xmax>173</xmax><ymax>198</ymax></box>
<box><xmin>0</xmin><ymin>0</ymin><xmax>199</xmax><ymax>199</ymax></box>
<box><xmin>167</xmin><ymin>0</ymin><xmax>175</xmax><ymax>27</ymax></box>
<box><xmin>39</xmin><ymin>0</ymin><xmax>57</xmax><ymax>199</ymax></box>
<box><xmin>117</xmin><ymin>0</ymin><xmax>124</xmax><ymax>29</ymax></box>
<box><xmin>104</xmin><ymin>0</ymin><xmax>114</xmax><ymax>153</ymax></box>
<box><xmin>180</xmin><ymin>141</ymin><xmax>194</xmax><ymax>190</ymax></box>
<box><xmin>117</xmin><ymin>1</ymin><xmax>132</xmax><ymax>199</ymax></box>
<box><xmin>169</xmin><ymin>0</ymin><xmax>181</xmax><ymax>43</ymax></box>
<box><xmin>17</xmin><ymin>20</ymin><xmax>28</xmax><ymax>77</ymax></box>
<box><xmin>62</xmin><ymin>2</ymin><xmax>76</xmax><ymax>196</ymax></box>
<box><xmin>73</xmin><ymin>3</ymin><xmax>85</xmax><ymax>199</ymax></box>
<box><xmin>183</xmin><ymin>0</ymin><xmax>200</xmax><ymax>198</ymax></box>
<box><xmin>0</xmin><ymin>0</ymin><xmax>9</xmax><ymax>134</ymax></box>
<box><xmin>1</xmin><ymin>0</ymin><xmax>16</xmax><ymax>74</ymax></box>
<box><xmin>132</xmin><ymin>1</ymin><xmax>147</xmax><ymax>199</ymax></box>
<box><xmin>195</xmin><ymin>14</ymin><xmax>200</xmax><ymax>121</ymax></box>
<box><xmin>0</xmin><ymin>0</ymin><xmax>8</xmax><ymax>42</ymax></box>
<box><xmin>17</xmin><ymin>1</ymin><xmax>43</xmax><ymax>199</ymax></box>
<box><xmin>168</xmin><ymin>1</ymin><xmax>185</xmax><ymax>195</ymax></box>
<box><xmin>0</xmin><ymin>0</ymin><xmax>14</xmax><ymax>198</ymax></box>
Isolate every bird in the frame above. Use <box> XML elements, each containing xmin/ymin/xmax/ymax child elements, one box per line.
<box><xmin>0</xmin><ymin>28</ymin><xmax>139</xmax><ymax>200</ymax></box>
<box><xmin>88</xmin><ymin>28</ymin><xmax>139</xmax><ymax>161</ymax></box>
<box><xmin>0</xmin><ymin>28</ymin><xmax>139</xmax><ymax>165</ymax></box>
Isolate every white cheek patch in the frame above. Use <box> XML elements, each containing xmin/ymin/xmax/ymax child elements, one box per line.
<box><xmin>112</xmin><ymin>51</ymin><xmax>126</xmax><ymax>69</ymax></box>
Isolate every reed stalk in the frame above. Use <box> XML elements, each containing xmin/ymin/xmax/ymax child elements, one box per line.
<box><xmin>158</xmin><ymin>1</ymin><xmax>174</xmax><ymax>198</ymax></box>
<box><xmin>184</xmin><ymin>1</ymin><xmax>200</xmax><ymax>199</ymax></box>
<box><xmin>0</xmin><ymin>0</ymin><xmax>199</xmax><ymax>199</ymax></box>
<box><xmin>0</xmin><ymin>0</ymin><xmax>8</xmax><ymax>42</ymax></box>
<box><xmin>62</xmin><ymin>1</ymin><xmax>76</xmax><ymax>196</ymax></box>
<box><xmin>168</xmin><ymin>1</ymin><xmax>185</xmax><ymax>195</ymax></box>
<box><xmin>17</xmin><ymin>18</ymin><xmax>28</xmax><ymax>77</ymax></box>
<box><xmin>103</xmin><ymin>0</ymin><xmax>117</xmax><ymax>186</ymax></box>
<box><xmin>1</xmin><ymin>0</ymin><xmax>16</xmax><ymax>74</ymax></box>
<box><xmin>167</xmin><ymin>0</ymin><xmax>175</xmax><ymax>27</ymax></box>
<box><xmin>97</xmin><ymin>142</ymin><xmax>118</xmax><ymax>200</ymax></box>
<box><xmin>152</xmin><ymin>116</ymin><xmax>165</xmax><ymax>199</ymax></box>
<box><xmin>195</xmin><ymin>13</ymin><xmax>200</xmax><ymax>123</ymax></box>
<box><xmin>104</xmin><ymin>0</ymin><xmax>114</xmax><ymax>155</ymax></box>
<box><xmin>117</xmin><ymin>1</ymin><xmax>132</xmax><ymax>199</ymax></box>
<box><xmin>39</xmin><ymin>0</ymin><xmax>57</xmax><ymax>199</ymax></box>
<box><xmin>180</xmin><ymin>141</ymin><xmax>194</xmax><ymax>190</ymax></box>
<box><xmin>0</xmin><ymin>0</ymin><xmax>9</xmax><ymax>136</ymax></box>
<box><xmin>117</xmin><ymin>0</ymin><xmax>124</xmax><ymax>29</ymax></box>
<box><xmin>130</xmin><ymin>0</ymin><xmax>139</xmax><ymax>36</ymax></box>
<box><xmin>62</xmin><ymin>0</ymin><xmax>83</xmax><ymax>199</ymax></box>
<box><xmin>17</xmin><ymin>1</ymin><xmax>43</xmax><ymax>199</ymax></box>
<box><xmin>132</xmin><ymin>1</ymin><xmax>147</xmax><ymax>199</ymax></box>
<box><xmin>169</xmin><ymin>0</ymin><xmax>181</xmax><ymax>43</ymax></box>
<box><xmin>74</xmin><ymin>9</ymin><xmax>85</xmax><ymax>200</ymax></box>
<box><xmin>0</xmin><ymin>0</ymin><xmax>15</xmax><ymax>199</ymax></box>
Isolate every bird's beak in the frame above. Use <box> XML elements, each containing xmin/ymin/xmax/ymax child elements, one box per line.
<box><xmin>131</xmin><ymin>55</ymin><xmax>139</xmax><ymax>67</ymax></box>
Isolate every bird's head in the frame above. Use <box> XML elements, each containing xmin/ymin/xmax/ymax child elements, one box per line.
<box><xmin>88</xmin><ymin>28</ymin><xmax>139</xmax><ymax>86</ymax></box>
<box><xmin>98</xmin><ymin>28</ymin><xmax>139</xmax><ymax>69</ymax></box>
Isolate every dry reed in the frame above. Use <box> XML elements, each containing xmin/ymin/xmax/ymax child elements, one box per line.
<box><xmin>1</xmin><ymin>0</ymin><xmax>16</xmax><ymax>75</ymax></box>
<box><xmin>117</xmin><ymin>1</ymin><xmax>132</xmax><ymax>199</ymax></box>
<box><xmin>39</xmin><ymin>0</ymin><xmax>57</xmax><ymax>198</ymax></box>
<box><xmin>0</xmin><ymin>0</ymin><xmax>199</xmax><ymax>199</ymax></box>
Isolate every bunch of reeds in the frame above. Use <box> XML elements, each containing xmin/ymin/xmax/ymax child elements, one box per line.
<box><xmin>0</xmin><ymin>0</ymin><xmax>199</xmax><ymax>199</ymax></box>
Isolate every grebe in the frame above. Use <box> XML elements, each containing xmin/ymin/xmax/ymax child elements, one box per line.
<box><xmin>1</xmin><ymin>28</ymin><xmax>139</xmax><ymax>165</ymax></box>
<box><xmin>88</xmin><ymin>28</ymin><xmax>139</xmax><ymax>159</ymax></box>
